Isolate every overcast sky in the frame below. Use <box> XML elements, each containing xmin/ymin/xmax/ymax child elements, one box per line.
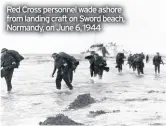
<box><xmin>1</xmin><ymin>0</ymin><xmax>166</xmax><ymax>55</ymax></box>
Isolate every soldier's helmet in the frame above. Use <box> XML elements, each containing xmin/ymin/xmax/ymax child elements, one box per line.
<box><xmin>52</xmin><ymin>53</ymin><xmax>58</xmax><ymax>58</ymax></box>
<box><xmin>1</xmin><ymin>48</ymin><xmax>8</xmax><ymax>53</ymax></box>
<box><xmin>90</xmin><ymin>51</ymin><xmax>95</xmax><ymax>55</ymax></box>
<box><xmin>156</xmin><ymin>52</ymin><xmax>159</xmax><ymax>55</ymax></box>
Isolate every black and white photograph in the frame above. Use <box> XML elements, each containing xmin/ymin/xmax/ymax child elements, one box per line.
<box><xmin>1</xmin><ymin>0</ymin><xmax>166</xmax><ymax>126</ymax></box>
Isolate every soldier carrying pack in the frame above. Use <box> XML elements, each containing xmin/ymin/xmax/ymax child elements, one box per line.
<box><xmin>1</xmin><ymin>48</ymin><xmax>24</xmax><ymax>91</ymax></box>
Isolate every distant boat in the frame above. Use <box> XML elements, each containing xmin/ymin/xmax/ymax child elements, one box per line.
<box><xmin>82</xmin><ymin>43</ymin><xmax>130</xmax><ymax>57</ymax></box>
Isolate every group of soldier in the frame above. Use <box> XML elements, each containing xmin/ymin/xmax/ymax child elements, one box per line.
<box><xmin>116</xmin><ymin>52</ymin><xmax>164</xmax><ymax>75</ymax></box>
<box><xmin>1</xmin><ymin>48</ymin><xmax>165</xmax><ymax>92</ymax></box>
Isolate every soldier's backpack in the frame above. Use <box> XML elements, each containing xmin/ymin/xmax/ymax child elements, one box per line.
<box><xmin>7</xmin><ymin>50</ymin><xmax>24</xmax><ymax>68</ymax></box>
<box><xmin>59</xmin><ymin>52</ymin><xmax>75</xmax><ymax>63</ymax></box>
<box><xmin>116</xmin><ymin>53</ymin><xmax>124</xmax><ymax>62</ymax></box>
<box><xmin>153</xmin><ymin>56</ymin><xmax>161</xmax><ymax>63</ymax></box>
<box><xmin>1</xmin><ymin>52</ymin><xmax>17</xmax><ymax>78</ymax></box>
<box><xmin>55</xmin><ymin>56</ymin><xmax>66</xmax><ymax>69</ymax></box>
<box><xmin>95</xmin><ymin>56</ymin><xmax>107</xmax><ymax>67</ymax></box>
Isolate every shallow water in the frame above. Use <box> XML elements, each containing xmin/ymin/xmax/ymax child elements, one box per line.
<box><xmin>1</xmin><ymin>56</ymin><xmax>166</xmax><ymax>126</ymax></box>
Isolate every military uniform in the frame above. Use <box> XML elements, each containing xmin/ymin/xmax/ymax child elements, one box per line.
<box><xmin>1</xmin><ymin>49</ymin><xmax>24</xmax><ymax>91</ymax></box>
<box><xmin>116</xmin><ymin>53</ymin><xmax>125</xmax><ymax>72</ymax></box>
<box><xmin>93</xmin><ymin>55</ymin><xmax>107</xmax><ymax>79</ymax></box>
<box><xmin>101</xmin><ymin>46</ymin><xmax>109</xmax><ymax>57</ymax></box>
<box><xmin>52</xmin><ymin>52</ymin><xmax>78</xmax><ymax>90</ymax></box>
<box><xmin>58</xmin><ymin>52</ymin><xmax>79</xmax><ymax>83</ymax></box>
<box><xmin>153</xmin><ymin>55</ymin><xmax>163</xmax><ymax>74</ymax></box>
<box><xmin>146</xmin><ymin>55</ymin><xmax>149</xmax><ymax>63</ymax></box>
<box><xmin>135</xmin><ymin>55</ymin><xmax>144</xmax><ymax>74</ymax></box>
<box><xmin>141</xmin><ymin>53</ymin><xmax>145</xmax><ymax>60</ymax></box>
<box><xmin>127</xmin><ymin>55</ymin><xmax>133</xmax><ymax>69</ymax></box>
<box><xmin>85</xmin><ymin>55</ymin><xmax>95</xmax><ymax>77</ymax></box>
<box><xmin>131</xmin><ymin>54</ymin><xmax>137</xmax><ymax>71</ymax></box>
